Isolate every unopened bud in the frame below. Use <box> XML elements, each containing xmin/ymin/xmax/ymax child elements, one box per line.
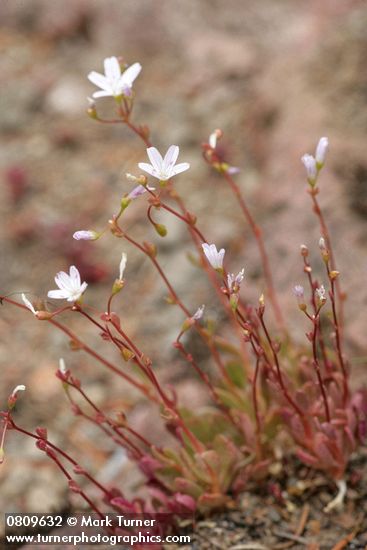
<box><xmin>300</xmin><ymin>244</ymin><xmax>309</xmax><ymax>257</ymax></box>
<box><xmin>126</xmin><ymin>173</ymin><xmax>148</xmax><ymax>186</ymax></box>
<box><xmin>115</xmin><ymin>411</ymin><xmax>127</xmax><ymax>426</ymax></box>
<box><xmin>301</xmin><ymin>154</ymin><xmax>318</xmax><ymax>186</ymax></box>
<box><xmin>120</xmin><ymin>197</ymin><xmax>132</xmax><ymax>211</ymax></box>
<box><xmin>181</xmin><ymin>318</ymin><xmax>194</xmax><ymax>333</ymax></box>
<box><xmin>143</xmin><ymin>241</ymin><xmax>157</xmax><ymax>258</ymax></box>
<box><xmin>293</xmin><ymin>285</ymin><xmax>307</xmax><ymax>311</ymax></box>
<box><xmin>8</xmin><ymin>385</ymin><xmax>26</xmax><ymax>409</ymax></box>
<box><xmin>315</xmin><ymin>137</ymin><xmax>329</xmax><ymax>169</ymax></box>
<box><xmin>329</xmin><ymin>270</ymin><xmax>340</xmax><ymax>280</ymax></box>
<box><xmin>86</xmin><ymin>98</ymin><xmax>97</xmax><ymax>119</ymax></box>
<box><xmin>230</xmin><ymin>293</ymin><xmax>239</xmax><ymax>312</ymax></box>
<box><xmin>35</xmin><ymin>311</ymin><xmax>53</xmax><ymax>320</ymax></box>
<box><xmin>121</xmin><ymin>347</ymin><xmax>135</xmax><ymax>361</ymax></box>
<box><xmin>112</xmin><ymin>279</ymin><xmax>124</xmax><ymax>295</ymax></box>
<box><xmin>318</xmin><ymin>237</ymin><xmax>329</xmax><ymax>263</ymax></box>
<box><xmin>36</xmin><ymin>427</ymin><xmax>47</xmax><ymax>440</ymax></box>
<box><xmin>209</xmin><ymin>129</ymin><xmax>222</xmax><ymax>149</ymax></box>
<box><xmin>154</xmin><ymin>223</ymin><xmax>167</xmax><ymax>237</ymax></box>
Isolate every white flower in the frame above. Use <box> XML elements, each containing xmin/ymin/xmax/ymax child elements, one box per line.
<box><xmin>202</xmin><ymin>243</ymin><xmax>225</xmax><ymax>271</ymax></box>
<box><xmin>315</xmin><ymin>285</ymin><xmax>327</xmax><ymax>302</ymax></box>
<box><xmin>119</xmin><ymin>253</ymin><xmax>127</xmax><ymax>281</ymax></box>
<box><xmin>192</xmin><ymin>304</ymin><xmax>205</xmax><ymax>321</ymax></box>
<box><xmin>293</xmin><ymin>285</ymin><xmax>304</xmax><ymax>299</ymax></box>
<box><xmin>319</xmin><ymin>237</ymin><xmax>327</xmax><ymax>251</ymax></box>
<box><xmin>59</xmin><ymin>358</ymin><xmax>67</xmax><ymax>375</ymax></box>
<box><xmin>138</xmin><ymin>145</ymin><xmax>190</xmax><ymax>181</ymax></box>
<box><xmin>227</xmin><ymin>268</ymin><xmax>245</xmax><ymax>290</ymax></box>
<box><xmin>315</xmin><ymin>137</ymin><xmax>329</xmax><ymax>167</ymax></box>
<box><xmin>88</xmin><ymin>57</ymin><xmax>142</xmax><ymax>99</ymax></box>
<box><xmin>22</xmin><ymin>293</ymin><xmax>38</xmax><ymax>316</ymax></box>
<box><xmin>11</xmin><ymin>385</ymin><xmax>26</xmax><ymax>397</ymax></box>
<box><xmin>47</xmin><ymin>266</ymin><xmax>88</xmax><ymax>302</ymax></box>
<box><xmin>209</xmin><ymin>129</ymin><xmax>222</xmax><ymax>149</ymax></box>
<box><xmin>301</xmin><ymin>154</ymin><xmax>317</xmax><ymax>183</ymax></box>
<box><xmin>73</xmin><ymin>230</ymin><xmax>99</xmax><ymax>241</ymax></box>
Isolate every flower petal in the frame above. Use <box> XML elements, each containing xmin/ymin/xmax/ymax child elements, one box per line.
<box><xmin>163</xmin><ymin>145</ymin><xmax>179</xmax><ymax>171</ymax></box>
<box><xmin>104</xmin><ymin>56</ymin><xmax>121</xmax><ymax>80</ymax></box>
<box><xmin>88</xmin><ymin>71</ymin><xmax>110</xmax><ymax>90</ymax></box>
<box><xmin>47</xmin><ymin>289</ymin><xmax>68</xmax><ymax>299</ymax></box>
<box><xmin>92</xmin><ymin>90</ymin><xmax>113</xmax><ymax>98</ymax></box>
<box><xmin>121</xmin><ymin>62</ymin><xmax>142</xmax><ymax>85</ymax></box>
<box><xmin>146</xmin><ymin>147</ymin><xmax>163</xmax><ymax>171</ymax></box>
<box><xmin>55</xmin><ymin>271</ymin><xmax>71</xmax><ymax>289</ymax></box>
<box><xmin>138</xmin><ymin>162</ymin><xmax>157</xmax><ymax>178</ymax></box>
<box><xmin>69</xmin><ymin>266</ymin><xmax>81</xmax><ymax>289</ymax></box>
<box><xmin>79</xmin><ymin>282</ymin><xmax>88</xmax><ymax>294</ymax></box>
<box><xmin>171</xmin><ymin>162</ymin><xmax>190</xmax><ymax>176</ymax></box>
<box><xmin>21</xmin><ymin>293</ymin><xmax>37</xmax><ymax>315</ymax></box>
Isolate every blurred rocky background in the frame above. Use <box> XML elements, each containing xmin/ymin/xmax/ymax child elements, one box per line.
<box><xmin>1</xmin><ymin>0</ymin><xmax>367</xmax><ymax>517</ymax></box>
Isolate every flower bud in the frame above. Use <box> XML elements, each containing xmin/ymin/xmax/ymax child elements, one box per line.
<box><xmin>318</xmin><ymin>237</ymin><xmax>329</xmax><ymax>263</ymax></box>
<box><xmin>120</xmin><ymin>197</ymin><xmax>132</xmax><ymax>212</ymax></box>
<box><xmin>73</xmin><ymin>230</ymin><xmax>100</xmax><ymax>241</ymax></box>
<box><xmin>121</xmin><ymin>347</ymin><xmax>135</xmax><ymax>361</ymax></box>
<box><xmin>35</xmin><ymin>311</ymin><xmax>53</xmax><ymax>320</ymax></box>
<box><xmin>300</xmin><ymin>244</ymin><xmax>309</xmax><ymax>257</ymax></box>
<box><xmin>143</xmin><ymin>241</ymin><xmax>157</xmax><ymax>258</ymax></box>
<box><xmin>293</xmin><ymin>285</ymin><xmax>307</xmax><ymax>311</ymax></box>
<box><xmin>315</xmin><ymin>137</ymin><xmax>329</xmax><ymax>168</ymax></box>
<box><xmin>8</xmin><ymin>385</ymin><xmax>26</xmax><ymax>409</ymax></box>
<box><xmin>154</xmin><ymin>223</ymin><xmax>167</xmax><ymax>237</ymax></box>
<box><xmin>112</xmin><ymin>278</ymin><xmax>125</xmax><ymax>295</ymax></box>
<box><xmin>209</xmin><ymin>129</ymin><xmax>222</xmax><ymax>149</ymax></box>
<box><xmin>301</xmin><ymin>154</ymin><xmax>318</xmax><ymax>186</ymax></box>
<box><xmin>126</xmin><ymin>173</ymin><xmax>148</xmax><ymax>186</ymax></box>
<box><xmin>36</xmin><ymin>427</ymin><xmax>47</xmax><ymax>440</ymax></box>
<box><xmin>86</xmin><ymin>97</ymin><xmax>97</xmax><ymax>119</ymax></box>
<box><xmin>315</xmin><ymin>285</ymin><xmax>327</xmax><ymax>305</ymax></box>
<box><xmin>230</xmin><ymin>293</ymin><xmax>239</xmax><ymax>312</ymax></box>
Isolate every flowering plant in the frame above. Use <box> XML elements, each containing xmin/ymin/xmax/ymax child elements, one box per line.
<box><xmin>1</xmin><ymin>56</ymin><xmax>366</xmax><ymax>537</ymax></box>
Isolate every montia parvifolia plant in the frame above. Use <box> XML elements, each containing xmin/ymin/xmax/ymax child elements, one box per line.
<box><xmin>1</xmin><ymin>56</ymin><xmax>366</xmax><ymax>533</ymax></box>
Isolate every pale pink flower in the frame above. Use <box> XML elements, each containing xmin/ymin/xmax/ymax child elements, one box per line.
<box><xmin>127</xmin><ymin>184</ymin><xmax>155</xmax><ymax>200</ymax></box>
<box><xmin>301</xmin><ymin>154</ymin><xmax>317</xmax><ymax>183</ymax></box>
<box><xmin>138</xmin><ymin>146</ymin><xmax>190</xmax><ymax>181</ymax></box>
<box><xmin>315</xmin><ymin>137</ymin><xmax>329</xmax><ymax>167</ymax></box>
<box><xmin>202</xmin><ymin>243</ymin><xmax>225</xmax><ymax>271</ymax></box>
<box><xmin>88</xmin><ymin>57</ymin><xmax>142</xmax><ymax>99</ymax></box>
<box><xmin>227</xmin><ymin>268</ymin><xmax>245</xmax><ymax>290</ymax></box>
<box><xmin>73</xmin><ymin>230</ymin><xmax>99</xmax><ymax>241</ymax></box>
<box><xmin>315</xmin><ymin>285</ymin><xmax>327</xmax><ymax>302</ymax></box>
<box><xmin>47</xmin><ymin>266</ymin><xmax>88</xmax><ymax>302</ymax></box>
<box><xmin>226</xmin><ymin>166</ymin><xmax>240</xmax><ymax>175</ymax></box>
<box><xmin>293</xmin><ymin>285</ymin><xmax>305</xmax><ymax>299</ymax></box>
